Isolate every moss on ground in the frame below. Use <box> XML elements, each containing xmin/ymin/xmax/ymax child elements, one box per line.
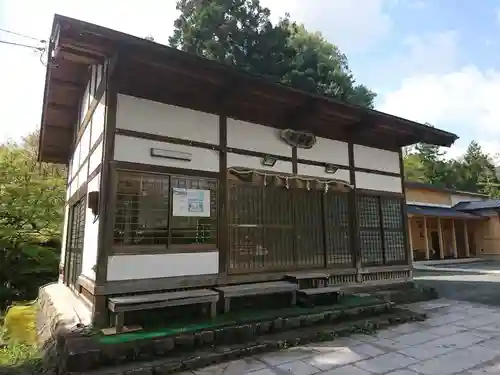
<box><xmin>0</xmin><ymin>303</ymin><xmax>42</xmax><ymax>372</ymax></box>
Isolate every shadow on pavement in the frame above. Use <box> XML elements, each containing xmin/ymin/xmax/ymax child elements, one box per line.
<box><xmin>414</xmin><ymin>269</ymin><xmax>500</xmax><ymax>306</ymax></box>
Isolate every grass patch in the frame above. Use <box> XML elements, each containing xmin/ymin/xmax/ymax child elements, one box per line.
<box><xmin>0</xmin><ymin>303</ymin><xmax>42</xmax><ymax>371</ymax></box>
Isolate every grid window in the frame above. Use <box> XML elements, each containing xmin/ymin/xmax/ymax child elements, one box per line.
<box><xmin>357</xmin><ymin>195</ymin><xmax>406</xmax><ymax>266</ymax></box>
<box><xmin>67</xmin><ymin>197</ymin><xmax>85</xmax><ymax>287</ymax></box>
<box><xmin>325</xmin><ymin>193</ymin><xmax>352</xmax><ymax>266</ymax></box>
<box><xmin>114</xmin><ymin>171</ymin><xmax>217</xmax><ymax>249</ymax></box>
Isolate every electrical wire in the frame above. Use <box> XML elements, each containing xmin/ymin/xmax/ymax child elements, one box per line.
<box><xmin>0</xmin><ymin>39</ymin><xmax>44</xmax><ymax>51</ymax></box>
<box><xmin>0</xmin><ymin>27</ymin><xmax>45</xmax><ymax>42</ymax></box>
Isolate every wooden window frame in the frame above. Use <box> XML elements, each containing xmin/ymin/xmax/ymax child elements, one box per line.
<box><xmin>357</xmin><ymin>191</ymin><xmax>407</xmax><ymax>266</ymax></box>
<box><xmin>112</xmin><ymin>169</ymin><xmax>219</xmax><ymax>254</ymax></box>
<box><xmin>64</xmin><ymin>196</ymin><xmax>86</xmax><ymax>288</ymax></box>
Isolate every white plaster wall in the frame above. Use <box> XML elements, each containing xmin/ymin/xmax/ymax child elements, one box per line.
<box><xmin>227</xmin><ymin>152</ymin><xmax>293</xmax><ymax>174</ymax></box>
<box><xmin>451</xmin><ymin>194</ymin><xmax>484</xmax><ymax>206</ymax></box>
<box><xmin>59</xmin><ymin>205</ymin><xmax>70</xmax><ymax>283</ymax></box>
<box><xmin>355</xmin><ymin>171</ymin><xmax>402</xmax><ymax>193</ymax></box>
<box><xmin>116</xmin><ymin>94</ymin><xmax>219</xmax><ymax>144</ymax></box>
<box><xmin>80</xmin><ymin>124</ymin><xmax>91</xmax><ymax>161</ymax></box>
<box><xmin>227</xmin><ymin>119</ymin><xmax>291</xmax><ymax>157</ymax></box>
<box><xmin>354</xmin><ymin>144</ymin><xmax>400</xmax><ymax>174</ymax></box>
<box><xmin>76</xmin><ymin>161</ymin><xmax>88</xmax><ymax>190</ymax></box>
<box><xmin>297</xmin><ymin>164</ymin><xmax>351</xmax><ymax>184</ymax></box>
<box><xmin>69</xmin><ymin>179</ymin><xmax>77</xmax><ymax>198</ymax></box>
<box><xmin>65</xmin><ymin>184</ymin><xmax>71</xmax><ymax>202</ymax></box>
<box><xmin>81</xmin><ymin>173</ymin><xmax>100</xmax><ymax>280</ymax></box>
<box><xmin>70</xmin><ymin>141</ymin><xmax>80</xmax><ymax>179</ymax></box>
<box><xmin>114</xmin><ymin>134</ymin><xmax>219</xmax><ymax>172</ymax></box>
<box><xmin>107</xmin><ymin>252</ymin><xmax>219</xmax><ymax>281</ymax></box>
<box><xmin>91</xmin><ymin>98</ymin><xmax>105</xmax><ymax>146</ymax></box>
<box><xmin>80</xmin><ymin>80</ymin><xmax>90</xmax><ymax>123</ymax></box>
<box><xmin>88</xmin><ymin>141</ymin><xmax>103</xmax><ymax>175</ymax></box>
<box><xmin>297</xmin><ymin>137</ymin><xmax>349</xmax><ymax>166</ymax></box>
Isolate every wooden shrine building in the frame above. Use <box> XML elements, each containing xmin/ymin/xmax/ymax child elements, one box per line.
<box><xmin>38</xmin><ymin>15</ymin><xmax>458</xmax><ymax>329</ymax></box>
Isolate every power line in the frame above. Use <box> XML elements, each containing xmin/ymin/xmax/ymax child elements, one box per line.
<box><xmin>0</xmin><ymin>39</ymin><xmax>44</xmax><ymax>51</ymax></box>
<box><xmin>0</xmin><ymin>27</ymin><xmax>44</xmax><ymax>42</ymax></box>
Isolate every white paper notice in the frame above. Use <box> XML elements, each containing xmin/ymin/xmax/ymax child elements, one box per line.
<box><xmin>172</xmin><ymin>188</ymin><xmax>211</xmax><ymax>217</ymax></box>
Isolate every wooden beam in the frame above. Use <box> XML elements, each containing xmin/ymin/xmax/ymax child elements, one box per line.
<box><xmin>48</xmin><ymin>102</ymin><xmax>77</xmax><ymax>111</ymax></box>
<box><xmin>283</xmin><ymin>97</ymin><xmax>317</xmax><ymax>129</ymax></box>
<box><xmin>464</xmin><ymin>220</ymin><xmax>470</xmax><ymax>257</ymax></box>
<box><xmin>437</xmin><ymin>218</ymin><xmax>444</xmax><ymax>259</ymax></box>
<box><xmin>58</xmin><ymin>45</ymin><xmax>104</xmax><ymax>64</ymax></box>
<box><xmin>52</xmin><ymin>78</ymin><xmax>85</xmax><ymax>91</ymax></box>
<box><xmin>451</xmin><ymin>219</ymin><xmax>457</xmax><ymax>258</ymax></box>
<box><xmin>408</xmin><ymin>218</ymin><xmax>414</xmax><ymax>256</ymax></box>
<box><xmin>423</xmin><ymin>217</ymin><xmax>429</xmax><ymax>260</ymax></box>
<box><xmin>215</xmin><ymin>74</ymin><xmax>242</xmax><ymax>112</ymax></box>
<box><xmin>344</xmin><ymin>116</ymin><xmax>378</xmax><ymax>139</ymax></box>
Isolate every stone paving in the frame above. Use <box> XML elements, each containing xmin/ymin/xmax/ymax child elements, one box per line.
<box><xmin>179</xmin><ymin>298</ymin><xmax>500</xmax><ymax>375</ymax></box>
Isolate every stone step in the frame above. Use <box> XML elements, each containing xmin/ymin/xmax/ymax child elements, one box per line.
<box><xmin>68</xmin><ymin>307</ymin><xmax>427</xmax><ymax>375</ymax></box>
<box><xmin>60</xmin><ymin>299</ymin><xmax>395</xmax><ymax>374</ymax></box>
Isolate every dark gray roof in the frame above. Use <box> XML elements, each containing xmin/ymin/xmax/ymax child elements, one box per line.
<box><xmin>452</xmin><ymin>200</ymin><xmax>500</xmax><ymax>211</ymax></box>
<box><xmin>407</xmin><ymin>205</ymin><xmax>484</xmax><ymax>219</ymax></box>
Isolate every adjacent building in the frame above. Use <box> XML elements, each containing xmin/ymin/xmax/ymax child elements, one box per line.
<box><xmin>406</xmin><ymin>182</ymin><xmax>500</xmax><ymax>260</ymax></box>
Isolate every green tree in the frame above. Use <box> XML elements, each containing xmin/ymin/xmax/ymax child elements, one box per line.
<box><xmin>459</xmin><ymin>141</ymin><xmax>500</xmax><ymax>196</ymax></box>
<box><xmin>169</xmin><ymin>0</ymin><xmax>376</xmax><ymax>107</ymax></box>
<box><xmin>414</xmin><ymin>143</ymin><xmax>447</xmax><ymax>185</ymax></box>
<box><xmin>284</xmin><ymin>25</ymin><xmax>376</xmax><ymax>106</ymax></box>
<box><xmin>0</xmin><ymin>132</ymin><xmax>65</xmax><ymax>309</ymax></box>
<box><xmin>169</xmin><ymin>0</ymin><xmax>295</xmax><ymax>80</ymax></box>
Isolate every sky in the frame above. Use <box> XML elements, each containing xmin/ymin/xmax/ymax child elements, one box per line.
<box><xmin>0</xmin><ymin>0</ymin><xmax>499</xmax><ymax>160</ymax></box>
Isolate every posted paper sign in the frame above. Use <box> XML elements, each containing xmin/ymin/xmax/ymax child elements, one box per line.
<box><xmin>172</xmin><ymin>188</ymin><xmax>211</xmax><ymax>217</ymax></box>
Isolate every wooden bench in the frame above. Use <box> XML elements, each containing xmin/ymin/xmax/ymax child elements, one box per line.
<box><xmin>108</xmin><ymin>289</ymin><xmax>219</xmax><ymax>333</ymax></box>
<box><xmin>298</xmin><ymin>285</ymin><xmax>342</xmax><ymax>296</ymax></box>
<box><xmin>297</xmin><ymin>285</ymin><xmax>341</xmax><ymax>306</ymax></box>
<box><xmin>213</xmin><ymin>281</ymin><xmax>298</xmax><ymax>313</ymax></box>
<box><xmin>285</xmin><ymin>271</ymin><xmax>330</xmax><ymax>288</ymax></box>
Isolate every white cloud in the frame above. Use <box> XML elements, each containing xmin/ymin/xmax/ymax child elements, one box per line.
<box><xmin>261</xmin><ymin>0</ymin><xmax>393</xmax><ymax>53</ymax></box>
<box><xmin>378</xmin><ymin>66</ymin><xmax>500</xmax><ymax>158</ymax></box>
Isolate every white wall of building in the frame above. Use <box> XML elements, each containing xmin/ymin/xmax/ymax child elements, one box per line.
<box><xmin>297</xmin><ymin>163</ymin><xmax>351</xmax><ymax>184</ymax></box>
<box><xmin>355</xmin><ymin>171</ymin><xmax>402</xmax><ymax>193</ymax></box>
<box><xmin>354</xmin><ymin>144</ymin><xmax>400</xmax><ymax>174</ymax></box>
<box><xmin>227</xmin><ymin>152</ymin><xmax>293</xmax><ymax>174</ymax></box>
<box><xmin>113</xmin><ymin>134</ymin><xmax>220</xmax><ymax>171</ymax></box>
<box><xmin>107</xmin><ymin>252</ymin><xmax>219</xmax><ymax>281</ymax></box>
<box><xmin>297</xmin><ymin>137</ymin><xmax>349</xmax><ymax>167</ymax></box>
<box><xmin>81</xmin><ymin>173</ymin><xmax>101</xmax><ymax>280</ymax></box>
<box><xmin>62</xmin><ymin>62</ymin><xmax>107</xmax><ymax>285</ymax></box>
<box><xmin>227</xmin><ymin>118</ymin><xmax>291</xmax><ymax>157</ymax></box>
<box><xmin>116</xmin><ymin>94</ymin><xmax>219</xmax><ymax>144</ymax></box>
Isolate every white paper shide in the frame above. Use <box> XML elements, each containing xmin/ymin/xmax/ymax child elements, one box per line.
<box><xmin>172</xmin><ymin>188</ymin><xmax>210</xmax><ymax>217</ymax></box>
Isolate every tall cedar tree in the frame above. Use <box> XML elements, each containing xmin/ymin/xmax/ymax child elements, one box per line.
<box><xmin>169</xmin><ymin>0</ymin><xmax>376</xmax><ymax>107</ymax></box>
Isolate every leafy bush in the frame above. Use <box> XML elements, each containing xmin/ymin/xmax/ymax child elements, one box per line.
<box><xmin>0</xmin><ymin>133</ymin><xmax>65</xmax><ymax>310</ymax></box>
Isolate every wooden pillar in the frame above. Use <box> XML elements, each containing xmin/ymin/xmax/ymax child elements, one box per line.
<box><xmin>423</xmin><ymin>216</ymin><xmax>430</xmax><ymax>260</ymax></box>
<box><xmin>408</xmin><ymin>217</ymin><xmax>414</xmax><ymax>260</ymax></box>
<box><xmin>464</xmin><ymin>220</ymin><xmax>470</xmax><ymax>258</ymax></box>
<box><xmin>451</xmin><ymin>219</ymin><xmax>457</xmax><ymax>258</ymax></box>
<box><xmin>437</xmin><ymin>217</ymin><xmax>444</xmax><ymax>259</ymax></box>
